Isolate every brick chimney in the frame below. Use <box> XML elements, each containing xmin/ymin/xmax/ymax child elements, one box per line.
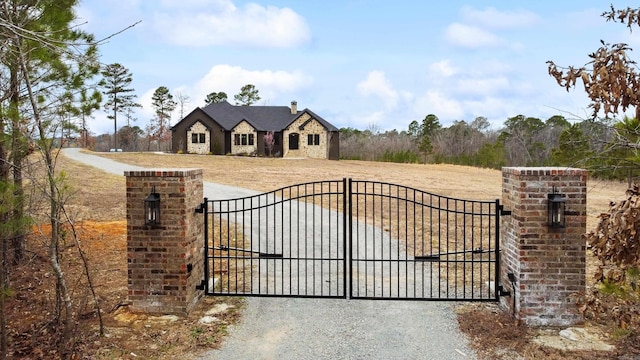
<box><xmin>291</xmin><ymin>100</ymin><xmax>297</xmax><ymax>115</ymax></box>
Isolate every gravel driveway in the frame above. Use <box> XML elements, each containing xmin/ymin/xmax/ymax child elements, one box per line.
<box><xmin>62</xmin><ymin>148</ymin><xmax>477</xmax><ymax>360</ymax></box>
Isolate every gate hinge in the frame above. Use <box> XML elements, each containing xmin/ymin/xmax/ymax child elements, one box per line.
<box><xmin>196</xmin><ymin>279</ymin><xmax>206</xmax><ymax>290</ymax></box>
<box><xmin>195</xmin><ymin>202</ymin><xmax>206</xmax><ymax>214</ymax></box>
<box><xmin>497</xmin><ymin>285</ymin><xmax>511</xmax><ymax>297</ymax></box>
<box><xmin>499</xmin><ymin>205</ymin><xmax>512</xmax><ymax>216</ymax></box>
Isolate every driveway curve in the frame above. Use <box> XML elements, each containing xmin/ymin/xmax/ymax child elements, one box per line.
<box><xmin>61</xmin><ymin>148</ymin><xmax>477</xmax><ymax>360</ymax></box>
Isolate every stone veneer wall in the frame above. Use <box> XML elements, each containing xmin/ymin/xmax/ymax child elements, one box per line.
<box><xmin>500</xmin><ymin>167</ymin><xmax>587</xmax><ymax>326</ymax></box>
<box><xmin>231</xmin><ymin>120</ymin><xmax>257</xmax><ymax>155</ymax></box>
<box><xmin>186</xmin><ymin>121</ymin><xmax>210</xmax><ymax>154</ymax></box>
<box><xmin>125</xmin><ymin>169</ymin><xmax>204</xmax><ymax>314</ymax></box>
<box><xmin>283</xmin><ymin>113</ymin><xmax>328</xmax><ymax>158</ymax></box>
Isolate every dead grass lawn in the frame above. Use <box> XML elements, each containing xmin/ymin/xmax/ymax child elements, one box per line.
<box><xmin>90</xmin><ymin>151</ymin><xmax>627</xmax><ymax>230</ymax></box>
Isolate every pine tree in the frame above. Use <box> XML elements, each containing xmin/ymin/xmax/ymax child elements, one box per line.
<box><xmin>234</xmin><ymin>84</ymin><xmax>261</xmax><ymax>106</ymax></box>
<box><xmin>100</xmin><ymin>63</ymin><xmax>141</xmax><ymax>150</ymax></box>
<box><xmin>0</xmin><ymin>0</ymin><xmax>106</xmax><ymax>356</ymax></box>
<box><xmin>150</xmin><ymin>86</ymin><xmax>177</xmax><ymax>150</ymax></box>
<box><xmin>205</xmin><ymin>91</ymin><xmax>228</xmax><ymax>104</ymax></box>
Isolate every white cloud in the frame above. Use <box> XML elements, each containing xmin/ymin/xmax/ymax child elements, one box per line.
<box><xmin>413</xmin><ymin>90</ymin><xmax>465</xmax><ymax>122</ymax></box>
<box><xmin>444</xmin><ymin>6</ymin><xmax>538</xmax><ymax>50</ymax></box>
<box><xmin>152</xmin><ymin>1</ymin><xmax>311</xmax><ymax>48</ymax></box>
<box><xmin>158</xmin><ymin>0</ymin><xmax>222</xmax><ymax>9</ymax></box>
<box><xmin>347</xmin><ymin>111</ymin><xmax>387</xmax><ymax>131</ymax></box>
<box><xmin>192</xmin><ymin>64</ymin><xmax>312</xmax><ymax>105</ymax></box>
<box><xmin>426</xmin><ymin>58</ymin><xmax>518</xmax><ymax>98</ymax></box>
<box><xmin>461</xmin><ymin>97</ymin><xmax>520</xmax><ymax>125</ymax></box>
<box><xmin>460</xmin><ymin>6</ymin><xmax>539</xmax><ymax>29</ymax></box>
<box><xmin>445</xmin><ymin>23</ymin><xmax>503</xmax><ymax>49</ymax></box>
<box><xmin>429</xmin><ymin>60</ymin><xmax>458</xmax><ymax>78</ymax></box>
<box><xmin>357</xmin><ymin>71</ymin><xmax>399</xmax><ymax>110</ymax></box>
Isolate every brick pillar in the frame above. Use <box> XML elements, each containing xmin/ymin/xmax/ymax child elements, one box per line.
<box><xmin>500</xmin><ymin>167</ymin><xmax>587</xmax><ymax>326</ymax></box>
<box><xmin>125</xmin><ymin>169</ymin><xmax>204</xmax><ymax>314</ymax></box>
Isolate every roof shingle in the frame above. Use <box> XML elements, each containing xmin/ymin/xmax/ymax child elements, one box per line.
<box><xmin>198</xmin><ymin>101</ymin><xmax>338</xmax><ymax>132</ymax></box>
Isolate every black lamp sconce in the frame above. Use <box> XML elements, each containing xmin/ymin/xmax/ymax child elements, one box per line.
<box><xmin>144</xmin><ymin>185</ymin><xmax>161</xmax><ymax>227</ymax></box>
<box><xmin>547</xmin><ymin>186</ymin><xmax>566</xmax><ymax>228</ymax></box>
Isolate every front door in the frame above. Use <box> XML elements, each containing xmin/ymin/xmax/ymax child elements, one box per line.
<box><xmin>289</xmin><ymin>133</ymin><xmax>299</xmax><ymax>150</ymax></box>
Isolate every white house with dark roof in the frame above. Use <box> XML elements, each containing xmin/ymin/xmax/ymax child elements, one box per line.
<box><xmin>170</xmin><ymin>101</ymin><xmax>340</xmax><ymax>160</ymax></box>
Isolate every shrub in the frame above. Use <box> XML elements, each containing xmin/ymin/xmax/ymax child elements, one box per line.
<box><xmin>378</xmin><ymin>150</ymin><xmax>420</xmax><ymax>163</ymax></box>
<box><xmin>586</xmin><ymin>184</ymin><xmax>640</xmax><ymax>282</ymax></box>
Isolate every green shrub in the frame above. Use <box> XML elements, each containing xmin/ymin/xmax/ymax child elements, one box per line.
<box><xmin>378</xmin><ymin>150</ymin><xmax>420</xmax><ymax>163</ymax></box>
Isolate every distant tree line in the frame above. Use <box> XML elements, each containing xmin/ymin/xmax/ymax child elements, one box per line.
<box><xmin>340</xmin><ymin>114</ymin><xmax>640</xmax><ymax>181</ymax></box>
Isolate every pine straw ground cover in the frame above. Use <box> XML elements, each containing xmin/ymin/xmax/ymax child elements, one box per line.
<box><xmin>7</xmin><ymin>150</ymin><xmax>636</xmax><ymax>358</ymax></box>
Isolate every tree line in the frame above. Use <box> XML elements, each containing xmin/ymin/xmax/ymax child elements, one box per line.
<box><xmin>339</xmin><ymin>114</ymin><xmax>640</xmax><ymax>181</ymax></box>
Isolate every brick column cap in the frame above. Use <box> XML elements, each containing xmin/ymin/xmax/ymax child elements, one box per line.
<box><xmin>502</xmin><ymin>167</ymin><xmax>586</xmax><ymax>176</ymax></box>
<box><xmin>124</xmin><ymin>168</ymin><xmax>203</xmax><ymax>177</ymax></box>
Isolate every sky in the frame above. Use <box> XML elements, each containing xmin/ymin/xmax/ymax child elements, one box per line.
<box><xmin>75</xmin><ymin>0</ymin><xmax>640</xmax><ymax>135</ymax></box>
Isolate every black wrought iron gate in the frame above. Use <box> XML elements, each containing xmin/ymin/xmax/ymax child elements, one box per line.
<box><xmin>198</xmin><ymin>179</ymin><xmax>508</xmax><ymax>301</ymax></box>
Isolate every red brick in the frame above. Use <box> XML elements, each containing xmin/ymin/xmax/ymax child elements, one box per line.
<box><xmin>500</xmin><ymin>167</ymin><xmax>586</xmax><ymax>326</ymax></box>
<box><xmin>126</xmin><ymin>169</ymin><xmax>204</xmax><ymax>315</ymax></box>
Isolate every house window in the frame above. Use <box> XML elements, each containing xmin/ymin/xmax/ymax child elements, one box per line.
<box><xmin>192</xmin><ymin>133</ymin><xmax>206</xmax><ymax>144</ymax></box>
<box><xmin>308</xmin><ymin>134</ymin><xmax>320</xmax><ymax>146</ymax></box>
<box><xmin>234</xmin><ymin>133</ymin><xmax>255</xmax><ymax>146</ymax></box>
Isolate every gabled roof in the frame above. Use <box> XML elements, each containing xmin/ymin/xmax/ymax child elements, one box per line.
<box><xmin>200</xmin><ymin>101</ymin><xmax>248</xmax><ymax>130</ymax></box>
<box><xmin>291</xmin><ymin>108</ymin><xmax>339</xmax><ymax>132</ymax></box>
<box><xmin>170</xmin><ymin>107</ymin><xmax>222</xmax><ymax>132</ymax></box>
<box><xmin>179</xmin><ymin>100</ymin><xmax>338</xmax><ymax>132</ymax></box>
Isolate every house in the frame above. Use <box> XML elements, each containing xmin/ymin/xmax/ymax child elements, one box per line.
<box><xmin>171</xmin><ymin>101</ymin><xmax>340</xmax><ymax>160</ymax></box>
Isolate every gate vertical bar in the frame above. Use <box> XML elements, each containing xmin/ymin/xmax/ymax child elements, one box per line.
<box><xmin>494</xmin><ymin>199</ymin><xmax>500</xmax><ymax>301</ymax></box>
<box><xmin>203</xmin><ymin>198</ymin><xmax>209</xmax><ymax>294</ymax></box>
<box><xmin>345</xmin><ymin>178</ymin><xmax>351</xmax><ymax>298</ymax></box>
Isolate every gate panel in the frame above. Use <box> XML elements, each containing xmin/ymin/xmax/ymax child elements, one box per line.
<box><xmin>349</xmin><ymin>180</ymin><xmax>499</xmax><ymax>301</ymax></box>
<box><xmin>201</xmin><ymin>178</ymin><xmax>501</xmax><ymax>301</ymax></box>
<box><xmin>203</xmin><ymin>180</ymin><xmax>347</xmax><ymax>298</ymax></box>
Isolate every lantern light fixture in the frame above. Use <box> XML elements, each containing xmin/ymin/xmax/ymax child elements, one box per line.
<box><xmin>547</xmin><ymin>186</ymin><xmax>566</xmax><ymax>228</ymax></box>
<box><xmin>144</xmin><ymin>185</ymin><xmax>161</xmax><ymax>227</ymax></box>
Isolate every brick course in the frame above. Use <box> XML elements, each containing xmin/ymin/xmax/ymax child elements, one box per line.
<box><xmin>125</xmin><ymin>169</ymin><xmax>204</xmax><ymax>314</ymax></box>
<box><xmin>500</xmin><ymin>167</ymin><xmax>587</xmax><ymax>326</ymax></box>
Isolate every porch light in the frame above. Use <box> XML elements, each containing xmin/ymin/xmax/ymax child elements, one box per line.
<box><xmin>547</xmin><ymin>186</ymin><xmax>566</xmax><ymax>228</ymax></box>
<box><xmin>144</xmin><ymin>186</ymin><xmax>161</xmax><ymax>227</ymax></box>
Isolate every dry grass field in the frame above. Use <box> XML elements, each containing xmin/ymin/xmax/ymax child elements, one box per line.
<box><xmin>91</xmin><ymin>151</ymin><xmax>627</xmax><ymax>230</ymax></box>
<box><xmin>13</xmin><ymin>150</ymin><xmax>631</xmax><ymax>359</ymax></box>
